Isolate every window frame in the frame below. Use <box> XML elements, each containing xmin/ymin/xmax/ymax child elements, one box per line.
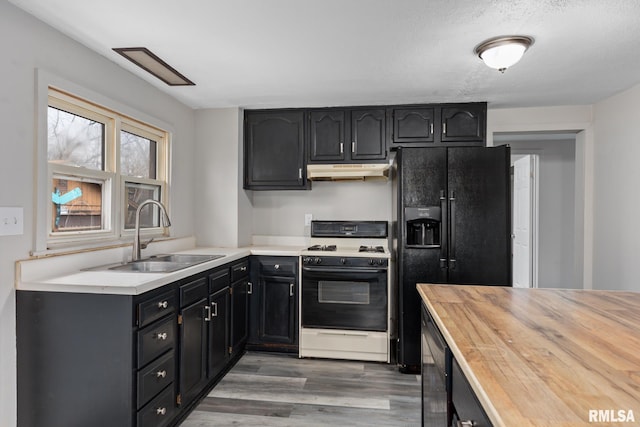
<box><xmin>35</xmin><ymin>76</ymin><xmax>171</xmax><ymax>254</ymax></box>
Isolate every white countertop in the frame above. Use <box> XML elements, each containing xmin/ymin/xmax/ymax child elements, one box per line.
<box><xmin>16</xmin><ymin>242</ymin><xmax>305</xmax><ymax>295</ymax></box>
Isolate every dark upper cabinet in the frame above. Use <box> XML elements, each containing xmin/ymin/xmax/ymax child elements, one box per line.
<box><xmin>390</xmin><ymin>103</ymin><xmax>486</xmax><ymax>148</ymax></box>
<box><xmin>391</xmin><ymin>107</ymin><xmax>435</xmax><ymax>144</ymax></box>
<box><xmin>440</xmin><ymin>104</ymin><xmax>486</xmax><ymax>144</ymax></box>
<box><xmin>309</xmin><ymin>110</ymin><xmax>347</xmax><ymax>162</ymax></box>
<box><xmin>244</xmin><ymin>110</ymin><xmax>308</xmax><ymax>190</ymax></box>
<box><xmin>308</xmin><ymin>108</ymin><xmax>387</xmax><ymax>163</ymax></box>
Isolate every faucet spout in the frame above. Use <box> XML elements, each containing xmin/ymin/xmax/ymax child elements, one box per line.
<box><xmin>132</xmin><ymin>199</ymin><xmax>171</xmax><ymax>261</ymax></box>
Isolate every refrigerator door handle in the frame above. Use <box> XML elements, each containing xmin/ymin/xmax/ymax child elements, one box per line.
<box><xmin>449</xmin><ymin>190</ymin><xmax>456</xmax><ymax>270</ymax></box>
<box><xmin>440</xmin><ymin>190</ymin><xmax>448</xmax><ymax>269</ymax></box>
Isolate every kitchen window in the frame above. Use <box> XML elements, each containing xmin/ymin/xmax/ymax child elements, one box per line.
<box><xmin>44</xmin><ymin>87</ymin><xmax>169</xmax><ymax>249</ymax></box>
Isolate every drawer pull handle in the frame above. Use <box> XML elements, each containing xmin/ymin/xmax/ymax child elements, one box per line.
<box><xmin>156</xmin><ymin>370</ymin><xmax>167</xmax><ymax>379</ymax></box>
<box><xmin>157</xmin><ymin>301</ymin><xmax>168</xmax><ymax>309</ymax></box>
<box><xmin>204</xmin><ymin>305</ymin><xmax>211</xmax><ymax>322</ymax></box>
<box><xmin>212</xmin><ymin>302</ymin><xmax>218</xmax><ymax>317</ymax></box>
<box><xmin>156</xmin><ymin>407</ymin><xmax>167</xmax><ymax>416</ymax></box>
<box><xmin>274</xmin><ymin>264</ymin><xmax>280</xmax><ymax>270</ymax></box>
<box><xmin>155</xmin><ymin>332</ymin><xmax>168</xmax><ymax>340</ymax></box>
<box><xmin>290</xmin><ymin>283</ymin><xmax>294</xmax><ymax>297</ymax></box>
<box><xmin>247</xmin><ymin>282</ymin><xmax>253</xmax><ymax>295</ymax></box>
<box><xmin>456</xmin><ymin>421</ymin><xmax>476</xmax><ymax>427</ymax></box>
<box><xmin>240</xmin><ymin>266</ymin><xmax>247</xmax><ymax>272</ymax></box>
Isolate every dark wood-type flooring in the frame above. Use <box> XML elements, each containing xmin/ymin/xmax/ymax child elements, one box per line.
<box><xmin>181</xmin><ymin>351</ymin><xmax>421</xmax><ymax>426</ymax></box>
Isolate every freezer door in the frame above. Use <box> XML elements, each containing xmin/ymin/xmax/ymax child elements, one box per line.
<box><xmin>446</xmin><ymin>146</ymin><xmax>512</xmax><ymax>286</ymax></box>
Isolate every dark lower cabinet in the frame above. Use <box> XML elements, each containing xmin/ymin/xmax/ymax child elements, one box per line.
<box><xmin>421</xmin><ymin>302</ymin><xmax>492</xmax><ymax>427</ymax></box>
<box><xmin>208</xmin><ymin>267</ymin><xmax>231</xmax><ymax>379</ymax></box>
<box><xmin>16</xmin><ymin>257</ymin><xmax>250</xmax><ymax>427</ymax></box>
<box><xmin>230</xmin><ymin>259</ymin><xmax>250</xmax><ymax>356</ymax></box>
<box><xmin>248</xmin><ymin>256</ymin><xmax>299</xmax><ymax>353</ymax></box>
<box><xmin>178</xmin><ymin>278</ymin><xmax>208</xmax><ymax>407</ymax></box>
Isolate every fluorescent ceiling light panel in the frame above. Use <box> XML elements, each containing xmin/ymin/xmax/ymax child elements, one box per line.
<box><xmin>113</xmin><ymin>47</ymin><xmax>195</xmax><ymax>86</ymax></box>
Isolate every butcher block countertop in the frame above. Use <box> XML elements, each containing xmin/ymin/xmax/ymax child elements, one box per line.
<box><xmin>417</xmin><ymin>284</ymin><xmax>640</xmax><ymax>426</ymax></box>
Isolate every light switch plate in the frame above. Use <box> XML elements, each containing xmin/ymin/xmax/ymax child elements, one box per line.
<box><xmin>0</xmin><ymin>207</ymin><xmax>24</xmax><ymax>236</ymax></box>
<box><xmin>304</xmin><ymin>213</ymin><xmax>313</xmax><ymax>226</ymax></box>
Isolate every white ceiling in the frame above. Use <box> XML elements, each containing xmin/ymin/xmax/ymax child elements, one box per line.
<box><xmin>9</xmin><ymin>0</ymin><xmax>640</xmax><ymax>110</ymax></box>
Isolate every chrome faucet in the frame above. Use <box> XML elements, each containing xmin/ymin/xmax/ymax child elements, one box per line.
<box><xmin>132</xmin><ymin>199</ymin><xmax>171</xmax><ymax>261</ymax></box>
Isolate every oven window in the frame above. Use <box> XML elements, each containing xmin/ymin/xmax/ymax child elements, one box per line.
<box><xmin>318</xmin><ymin>281</ymin><xmax>370</xmax><ymax>304</ymax></box>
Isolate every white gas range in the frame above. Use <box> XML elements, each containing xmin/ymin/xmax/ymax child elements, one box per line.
<box><xmin>298</xmin><ymin>221</ymin><xmax>394</xmax><ymax>363</ymax></box>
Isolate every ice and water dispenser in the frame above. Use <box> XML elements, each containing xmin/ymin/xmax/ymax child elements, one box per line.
<box><xmin>404</xmin><ymin>207</ymin><xmax>441</xmax><ymax>247</ymax></box>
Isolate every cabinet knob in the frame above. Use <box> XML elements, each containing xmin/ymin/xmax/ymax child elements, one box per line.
<box><xmin>156</xmin><ymin>407</ymin><xmax>167</xmax><ymax>416</ymax></box>
<box><xmin>155</xmin><ymin>332</ymin><xmax>168</xmax><ymax>340</ymax></box>
<box><xmin>274</xmin><ymin>264</ymin><xmax>280</xmax><ymax>270</ymax></box>
<box><xmin>156</xmin><ymin>370</ymin><xmax>167</xmax><ymax>379</ymax></box>
<box><xmin>157</xmin><ymin>301</ymin><xmax>168</xmax><ymax>309</ymax></box>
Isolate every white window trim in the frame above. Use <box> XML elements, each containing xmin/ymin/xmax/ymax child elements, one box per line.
<box><xmin>33</xmin><ymin>69</ymin><xmax>173</xmax><ymax>255</ymax></box>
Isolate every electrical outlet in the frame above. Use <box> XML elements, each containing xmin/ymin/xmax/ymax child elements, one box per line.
<box><xmin>0</xmin><ymin>207</ymin><xmax>24</xmax><ymax>236</ymax></box>
<box><xmin>304</xmin><ymin>213</ymin><xmax>313</xmax><ymax>226</ymax></box>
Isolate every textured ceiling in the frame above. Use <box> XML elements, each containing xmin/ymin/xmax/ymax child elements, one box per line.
<box><xmin>9</xmin><ymin>0</ymin><xmax>640</xmax><ymax>109</ymax></box>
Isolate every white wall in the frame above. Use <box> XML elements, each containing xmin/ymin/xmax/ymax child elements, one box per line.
<box><xmin>592</xmin><ymin>84</ymin><xmax>640</xmax><ymax>291</ymax></box>
<box><xmin>488</xmin><ymin>105</ymin><xmax>594</xmax><ymax>289</ymax></box>
<box><xmin>509</xmin><ymin>140</ymin><xmax>577</xmax><ymax>288</ymax></box>
<box><xmin>0</xmin><ymin>2</ymin><xmax>196</xmax><ymax>424</ymax></box>
<box><xmin>252</xmin><ymin>180</ymin><xmax>393</xmax><ymax>237</ymax></box>
<box><xmin>194</xmin><ymin>108</ymin><xmax>252</xmax><ymax>247</ymax></box>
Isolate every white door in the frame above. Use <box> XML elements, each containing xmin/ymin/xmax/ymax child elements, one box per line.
<box><xmin>512</xmin><ymin>155</ymin><xmax>537</xmax><ymax>288</ymax></box>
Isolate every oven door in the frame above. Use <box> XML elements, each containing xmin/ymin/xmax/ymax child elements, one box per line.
<box><xmin>302</xmin><ymin>266</ymin><xmax>387</xmax><ymax>331</ymax></box>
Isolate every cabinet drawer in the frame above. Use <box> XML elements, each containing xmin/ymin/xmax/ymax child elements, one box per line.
<box><xmin>259</xmin><ymin>257</ymin><xmax>297</xmax><ymax>276</ymax></box>
<box><xmin>210</xmin><ymin>268</ymin><xmax>230</xmax><ymax>293</ymax></box>
<box><xmin>138</xmin><ymin>316</ymin><xmax>176</xmax><ymax>367</ymax></box>
<box><xmin>451</xmin><ymin>357</ymin><xmax>492</xmax><ymax>427</ymax></box>
<box><xmin>137</xmin><ymin>351</ymin><xmax>175</xmax><ymax>409</ymax></box>
<box><xmin>137</xmin><ymin>385</ymin><xmax>176</xmax><ymax>427</ymax></box>
<box><xmin>137</xmin><ymin>290</ymin><xmax>176</xmax><ymax>328</ymax></box>
<box><xmin>231</xmin><ymin>259</ymin><xmax>249</xmax><ymax>281</ymax></box>
<box><xmin>180</xmin><ymin>277</ymin><xmax>208</xmax><ymax>307</ymax></box>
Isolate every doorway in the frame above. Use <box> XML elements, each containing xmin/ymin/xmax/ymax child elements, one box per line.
<box><xmin>497</xmin><ymin>132</ymin><xmax>578</xmax><ymax>289</ymax></box>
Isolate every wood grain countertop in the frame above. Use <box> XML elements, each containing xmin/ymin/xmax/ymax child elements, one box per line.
<box><xmin>417</xmin><ymin>284</ymin><xmax>640</xmax><ymax>426</ymax></box>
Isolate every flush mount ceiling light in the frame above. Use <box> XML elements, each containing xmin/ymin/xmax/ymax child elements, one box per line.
<box><xmin>474</xmin><ymin>36</ymin><xmax>534</xmax><ymax>73</ymax></box>
<box><xmin>113</xmin><ymin>47</ymin><xmax>195</xmax><ymax>86</ymax></box>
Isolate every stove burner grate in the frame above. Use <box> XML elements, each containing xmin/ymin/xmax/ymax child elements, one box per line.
<box><xmin>307</xmin><ymin>244</ymin><xmax>337</xmax><ymax>251</ymax></box>
<box><xmin>358</xmin><ymin>245</ymin><xmax>385</xmax><ymax>253</ymax></box>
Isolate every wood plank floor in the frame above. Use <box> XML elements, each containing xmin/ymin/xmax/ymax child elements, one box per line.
<box><xmin>181</xmin><ymin>351</ymin><xmax>421</xmax><ymax>426</ymax></box>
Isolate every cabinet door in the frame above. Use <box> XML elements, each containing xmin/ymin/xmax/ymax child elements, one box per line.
<box><xmin>392</xmin><ymin>107</ymin><xmax>435</xmax><ymax>144</ymax></box>
<box><xmin>208</xmin><ymin>287</ymin><xmax>230</xmax><ymax>379</ymax></box>
<box><xmin>259</xmin><ymin>276</ymin><xmax>297</xmax><ymax>344</ymax></box>
<box><xmin>350</xmin><ymin>109</ymin><xmax>387</xmax><ymax>161</ymax></box>
<box><xmin>308</xmin><ymin>110</ymin><xmax>347</xmax><ymax>162</ymax></box>
<box><xmin>179</xmin><ymin>297</ymin><xmax>208</xmax><ymax>406</ymax></box>
<box><xmin>244</xmin><ymin>110</ymin><xmax>307</xmax><ymax>190</ymax></box>
<box><xmin>230</xmin><ymin>279</ymin><xmax>249</xmax><ymax>355</ymax></box>
<box><xmin>441</xmin><ymin>104</ymin><xmax>485</xmax><ymax>143</ymax></box>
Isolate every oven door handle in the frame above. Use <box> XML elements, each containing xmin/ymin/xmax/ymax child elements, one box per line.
<box><xmin>302</xmin><ymin>266</ymin><xmax>387</xmax><ymax>274</ymax></box>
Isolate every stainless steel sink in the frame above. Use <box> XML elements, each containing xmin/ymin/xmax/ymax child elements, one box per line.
<box><xmin>148</xmin><ymin>254</ymin><xmax>225</xmax><ymax>264</ymax></box>
<box><xmin>85</xmin><ymin>253</ymin><xmax>225</xmax><ymax>273</ymax></box>
<box><xmin>108</xmin><ymin>260</ymin><xmax>190</xmax><ymax>273</ymax></box>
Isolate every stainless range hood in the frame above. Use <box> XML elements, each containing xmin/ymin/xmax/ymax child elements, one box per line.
<box><xmin>307</xmin><ymin>163</ymin><xmax>390</xmax><ymax>181</ymax></box>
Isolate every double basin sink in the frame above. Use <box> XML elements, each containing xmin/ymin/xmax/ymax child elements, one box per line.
<box><xmin>92</xmin><ymin>254</ymin><xmax>225</xmax><ymax>273</ymax></box>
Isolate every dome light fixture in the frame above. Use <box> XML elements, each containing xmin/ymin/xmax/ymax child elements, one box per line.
<box><xmin>475</xmin><ymin>36</ymin><xmax>534</xmax><ymax>73</ymax></box>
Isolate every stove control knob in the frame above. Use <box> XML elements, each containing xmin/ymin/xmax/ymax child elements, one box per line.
<box><xmin>315</xmin><ymin>258</ymin><xmax>321</xmax><ymax>264</ymax></box>
<box><xmin>340</xmin><ymin>258</ymin><xmax>346</xmax><ymax>265</ymax></box>
<box><xmin>378</xmin><ymin>259</ymin><xmax>385</xmax><ymax>266</ymax></box>
<box><xmin>368</xmin><ymin>258</ymin><xmax>374</xmax><ymax>265</ymax></box>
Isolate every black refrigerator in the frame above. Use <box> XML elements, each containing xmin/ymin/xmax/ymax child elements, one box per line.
<box><xmin>393</xmin><ymin>146</ymin><xmax>512</xmax><ymax>371</ymax></box>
